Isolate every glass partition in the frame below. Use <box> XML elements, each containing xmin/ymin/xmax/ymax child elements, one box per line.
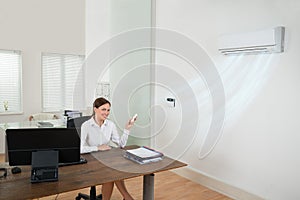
<box><xmin>85</xmin><ymin>0</ymin><xmax>153</xmax><ymax>146</ymax></box>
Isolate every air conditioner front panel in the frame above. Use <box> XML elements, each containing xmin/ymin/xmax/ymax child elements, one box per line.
<box><xmin>218</xmin><ymin>26</ymin><xmax>285</xmax><ymax>55</ymax></box>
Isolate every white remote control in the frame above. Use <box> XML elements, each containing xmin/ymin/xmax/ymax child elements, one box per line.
<box><xmin>130</xmin><ymin>114</ymin><xmax>138</xmax><ymax>123</ymax></box>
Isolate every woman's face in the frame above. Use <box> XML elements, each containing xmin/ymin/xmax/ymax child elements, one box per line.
<box><xmin>94</xmin><ymin>103</ymin><xmax>110</xmax><ymax>121</ymax></box>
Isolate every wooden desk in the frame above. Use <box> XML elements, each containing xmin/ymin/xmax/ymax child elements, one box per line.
<box><xmin>0</xmin><ymin>147</ymin><xmax>186</xmax><ymax>200</ymax></box>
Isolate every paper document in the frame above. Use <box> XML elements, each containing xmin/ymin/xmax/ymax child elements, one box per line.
<box><xmin>124</xmin><ymin>154</ymin><xmax>162</xmax><ymax>164</ymax></box>
<box><xmin>37</xmin><ymin>121</ymin><xmax>54</xmax><ymax>127</ymax></box>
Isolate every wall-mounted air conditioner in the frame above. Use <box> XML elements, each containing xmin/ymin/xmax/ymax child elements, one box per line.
<box><xmin>218</xmin><ymin>26</ymin><xmax>285</xmax><ymax>55</ymax></box>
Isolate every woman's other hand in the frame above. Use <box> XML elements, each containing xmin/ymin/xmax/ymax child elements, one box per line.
<box><xmin>98</xmin><ymin>144</ymin><xmax>111</xmax><ymax>151</ymax></box>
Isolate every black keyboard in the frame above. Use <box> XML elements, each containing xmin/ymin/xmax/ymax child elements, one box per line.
<box><xmin>59</xmin><ymin>157</ymin><xmax>87</xmax><ymax>167</ymax></box>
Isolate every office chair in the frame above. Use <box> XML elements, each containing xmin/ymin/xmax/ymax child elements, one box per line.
<box><xmin>67</xmin><ymin>116</ymin><xmax>103</xmax><ymax>200</ymax></box>
<box><xmin>66</xmin><ymin>115</ymin><xmax>91</xmax><ymax>132</ymax></box>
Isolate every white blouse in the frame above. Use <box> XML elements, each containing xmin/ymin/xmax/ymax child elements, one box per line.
<box><xmin>80</xmin><ymin>117</ymin><xmax>129</xmax><ymax>154</ymax></box>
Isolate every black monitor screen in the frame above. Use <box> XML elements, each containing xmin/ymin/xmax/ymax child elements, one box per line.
<box><xmin>6</xmin><ymin>128</ymin><xmax>80</xmax><ymax>166</ymax></box>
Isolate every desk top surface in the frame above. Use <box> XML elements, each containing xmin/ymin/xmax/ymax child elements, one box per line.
<box><xmin>0</xmin><ymin>119</ymin><xmax>65</xmax><ymax>130</ymax></box>
<box><xmin>0</xmin><ymin>146</ymin><xmax>187</xmax><ymax>200</ymax></box>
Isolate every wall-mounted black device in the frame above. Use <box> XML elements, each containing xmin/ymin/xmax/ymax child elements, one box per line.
<box><xmin>166</xmin><ymin>97</ymin><xmax>176</xmax><ymax>107</ymax></box>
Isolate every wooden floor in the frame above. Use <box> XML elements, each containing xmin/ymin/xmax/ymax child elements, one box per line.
<box><xmin>0</xmin><ymin>154</ymin><xmax>232</xmax><ymax>200</ymax></box>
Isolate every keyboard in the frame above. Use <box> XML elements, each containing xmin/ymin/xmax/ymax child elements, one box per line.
<box><xmin>59</xmin><ymin>157</ymin><xmax>87</xmax><ymax>167</ymax></box>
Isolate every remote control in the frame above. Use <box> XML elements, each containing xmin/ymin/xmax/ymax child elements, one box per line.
<box><xmin>130</xmin><ymin>114</ymin><xmax>138</xmax><ymax>123</ymax></box>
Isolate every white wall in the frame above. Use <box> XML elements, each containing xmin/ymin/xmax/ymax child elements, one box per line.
<box><xmin>0</xmin><ymin>0</ymin><xmax>85</xmax><ymax>123</ymax></box>
<box><xmin>155</xmin><ymin>0</ymin><xmax>300</xmax><ymax>200</ymax></box>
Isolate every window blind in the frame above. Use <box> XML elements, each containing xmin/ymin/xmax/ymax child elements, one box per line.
<box><xmin>42</xmin><ymin>53</ymin><xmax>85</xmax><ymax>112</ymax></box>
<box><xmin>0</xmin><ymin>50</ymin><xmax>22</xmax><ymax>113</ymax></box>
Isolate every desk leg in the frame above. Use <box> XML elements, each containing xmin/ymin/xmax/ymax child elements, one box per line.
<box><xmin>143</xmin><ymin>173</ymin><xmax>154</xmax><ymax>200</ymax></box>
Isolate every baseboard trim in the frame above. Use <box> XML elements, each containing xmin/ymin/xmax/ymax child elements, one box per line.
<box><xmin>172</xmin><ymin>167</ymin><xmax>264</xmax><ymax>200</ymax></box>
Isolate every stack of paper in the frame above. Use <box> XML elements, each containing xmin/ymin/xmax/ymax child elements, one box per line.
<box><xmin>37</xmin><ymin>121</ymin><xmax>54</xmax><ymax>127</ymax></box>
<box><xmin>124</xmin><ymin>146</ymin><xmax>164</xmax><ymax>164</ymax></box>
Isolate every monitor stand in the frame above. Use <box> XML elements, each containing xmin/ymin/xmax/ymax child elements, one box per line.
<box><xmin>31</xmin><ymin>150</ymin><xmax>58</xmax><ymax>183</ymax></box>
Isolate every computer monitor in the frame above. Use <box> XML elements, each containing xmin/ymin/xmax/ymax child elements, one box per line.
<box><xmin>6</xmin><ymin>128</ymin><xmax>80</xmax><ymax>166</ymax></box>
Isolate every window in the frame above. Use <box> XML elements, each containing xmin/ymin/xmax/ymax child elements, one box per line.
<box><xmin>0</xmin><ymin>50</ymin><xmax>22</xmax><ymax>113</ymax></box>
<box><xmin>42</xmin><ymin>53</ymin><xmax>85</xmax><ymax>112</ymax></box>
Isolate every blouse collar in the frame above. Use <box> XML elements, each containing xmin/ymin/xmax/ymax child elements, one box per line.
<box><xmin>90</xmin><ymin>117</ymin><xmax>107</xmax><ymax>127</ymax></box>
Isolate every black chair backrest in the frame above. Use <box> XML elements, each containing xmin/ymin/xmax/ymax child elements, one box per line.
<box><xmin>67</xmin><ymin>116</ymin><xmax>91</xmax><ymax>135</ymax></box>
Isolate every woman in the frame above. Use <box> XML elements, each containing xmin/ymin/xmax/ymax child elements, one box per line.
<box><xmin>81</xmin><ymin>97</ymin><xmax>136</xmax><ymax>200</ymax></box>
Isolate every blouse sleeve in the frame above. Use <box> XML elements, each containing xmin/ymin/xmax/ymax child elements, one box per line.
<box><xmin>110</xmin><ymin>122</ymin><xmax>129</xmax><ymax>148</ymax></box>
<box><xmin>80</xmin><ymin>122</ymin><xmax>98</xmax><ymax>154</ymax></box>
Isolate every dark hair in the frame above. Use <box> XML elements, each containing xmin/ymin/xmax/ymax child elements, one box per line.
<box><xmin>92</xmin><ymin>97</ymin><xmax>111</xmax><ymax>116</ymax></box>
